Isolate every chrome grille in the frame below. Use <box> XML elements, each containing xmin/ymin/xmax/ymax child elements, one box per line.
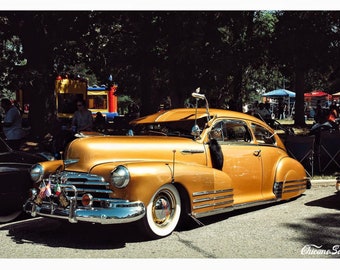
<box><xmin>52</xmin><ymin>171</ymin><xmax>113</xmax><ymax>207</ymax></box>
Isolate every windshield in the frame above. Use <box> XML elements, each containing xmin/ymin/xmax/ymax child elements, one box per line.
<box><xmin>131</xmin><ymin>118</ymin><xmax>207</xmax><ymax>138</ymax></box>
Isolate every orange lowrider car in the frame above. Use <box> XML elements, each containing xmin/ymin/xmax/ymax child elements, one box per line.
<box><xmin>24</xmin><ymin>91</ymin><xmax>311</xmax><ymax>239</ymax></box>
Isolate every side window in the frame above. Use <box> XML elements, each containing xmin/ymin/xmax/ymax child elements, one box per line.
<box><xmin>210</xmin><ymin>119</ymin><xmax>252</xmax><ymax>144</ymax></box>
<box><xmin>209</xmin><ymin>120</ymin><xmax>224</xmax><ymax>142</ymax></box>
<box><xmin>251</xmin><ymin>123</ymin><xmax>276</xmax><ymax>145</ymax></box>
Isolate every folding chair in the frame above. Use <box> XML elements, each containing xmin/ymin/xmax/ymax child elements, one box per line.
<box><xmin>284</xmin><ymin>135</ymin><xmax>315</xmax><ymax>177</ymax></box>
<box><xmin>318</xmin><ymin>131</ymin><xmax>340</xmax><ymax>174</ymax></box>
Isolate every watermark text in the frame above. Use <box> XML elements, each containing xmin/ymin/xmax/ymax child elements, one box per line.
<box><xmin>301</xmin><ymin>244</ymin><xmax>340</xmax><ymax>255</ymax></box>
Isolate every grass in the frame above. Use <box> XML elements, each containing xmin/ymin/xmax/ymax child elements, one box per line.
<box><xmin>276</xmin><ymin>118</ymin><xmax>315</xmax><ymax>135</ymax></box>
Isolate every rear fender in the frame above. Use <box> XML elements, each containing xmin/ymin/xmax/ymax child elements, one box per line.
<box><xmin>274</xmin><ymin>156</ymin><xmax>308</xmax><ymax>200</ymax></box>
<box><xmin>275</xmin><ymin>156</ymin><xmax>306</xmax><ymax>181</ymax></box>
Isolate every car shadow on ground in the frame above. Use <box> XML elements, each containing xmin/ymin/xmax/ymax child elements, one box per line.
<box><xmin>280</xmin><ymin>193</ymin><xmax>340</xmax><ymax>258</ymax></box>
<box><xmin>0</xmin><ymin>217</ymin><xmax>152</xmax><ymax>249</ymax></box>
<box><xmin>1</xmin><ymin>200</ymin><xmax>285</xmax><ymax>250</ymax></box>
<box><xmin>0</xmin><ymin>196</ymin><xmax>307</xmax><ymax>250</ymax></box>
<box><xmin>304</xmin><ymin>192</ymin><xmax>340</xmax><ymax>210</ymax></box>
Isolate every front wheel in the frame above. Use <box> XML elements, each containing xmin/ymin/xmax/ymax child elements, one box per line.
<box><xmin>140</xmin><ymin>184</ymin><xmax>181</xmax><ymax>239</ymax></box>
<box><xmin>0</xmin><ymin>210</ymin><xmax>22</xmax><ymax>223</ymax></box>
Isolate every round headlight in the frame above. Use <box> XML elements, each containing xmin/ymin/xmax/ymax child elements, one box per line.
<box><xmin>110</xmin><ymin>165</ymin><xmax>130</xmax><ymax>188</ymax></box>
<box><xmin>30</xmin><ymin>164</ymin><xmax>44</xmax><ymax>183</ymax></box>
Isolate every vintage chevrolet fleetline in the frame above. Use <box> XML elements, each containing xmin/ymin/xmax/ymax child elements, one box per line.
<box><xmin>24</xmin><ymin>91</ymin><xmax>310</xmax><ymax>239</ymax></box>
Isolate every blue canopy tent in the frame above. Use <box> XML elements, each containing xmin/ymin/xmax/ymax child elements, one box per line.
<box><xmin>262</xmin><ymin>89</ymin><xmax>296</xmax><ymax>118</ymax></box>
<box><xmin>262</xmin><ymin>89</ymin><xmax>296</xmax><ymax>98</ymax></box>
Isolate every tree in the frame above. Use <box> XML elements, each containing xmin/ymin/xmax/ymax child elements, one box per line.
<box><xmin>0</xmin><ymin>11</ymin><xmax>95</xmax><ymax>137</ymax></box>
<box><xmin>272</xmin><ymin>11</ymin><xmax>340</xmax><ymax>126</ymax></box>
<box><xmin>1</xmin><ymin>10</ymin><xmax>339</xmax><ymax>137</ymax></box>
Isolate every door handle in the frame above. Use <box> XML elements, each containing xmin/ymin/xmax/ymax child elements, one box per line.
<box><xmin>254</xmin><ymin>150</ymin><xmax>261</xmax><ymax>157</ymax></box>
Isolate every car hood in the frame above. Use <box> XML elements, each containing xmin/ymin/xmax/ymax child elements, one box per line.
<box><xmin>64</xmin><ymin>135</ymin><xmax>208</xmax><ymax>172</ymax></box>
<box><xmin>0</xmin><ymin>150</ymin><xmax>48</xmax><ymax>164</ymax></box>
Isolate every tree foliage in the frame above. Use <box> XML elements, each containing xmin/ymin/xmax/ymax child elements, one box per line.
<box><xmin>271</xmin><ymin>11</ymin><xmax>340</xmax><ymax>126</ymax></box>
<box><xmin>0</xmin><ymin>11</ymin><xmax>339</xmax><ymax>136</ymax></box>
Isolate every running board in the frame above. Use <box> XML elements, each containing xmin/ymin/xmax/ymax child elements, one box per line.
<box><xmin>192</xmin><ymin>198</ymin><xmax>279</xmax><ymax>219</ymax></box>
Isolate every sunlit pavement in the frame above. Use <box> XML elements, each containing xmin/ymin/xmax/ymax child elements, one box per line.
<box><xmin>310</xmin><ymin>178</ymin><xmax>336</xmax><ymax>187</ymax></box>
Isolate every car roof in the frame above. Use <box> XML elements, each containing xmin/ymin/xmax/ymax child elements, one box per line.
<box><xmin>129</xmin><ymin>108</ymin><xmax>262</xmax><ymax>125</ymax></box>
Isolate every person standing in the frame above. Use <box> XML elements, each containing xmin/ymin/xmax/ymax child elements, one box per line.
<box><xmin>93</xmin><ymin>111</ymin><xmax>106</xmax><ymax>132</ymax></box>
<box><xmin>257</xmin><ymin>102</ymin><xmax>271</xmax><ymax>120</ymax></box>
<box><xmin>71</xmin><ymin>99</ymin><xmax>93</xmax><ymax>132</ymax></box>
<box><xmin>1</xmin><ymin>98</ymin><xmax>24</xmax><ymax>150</ymax></box>
<box><xmin>278</xmin><ymin>100</ymin><xmax>284</xmax><ymax>119</ymax></box>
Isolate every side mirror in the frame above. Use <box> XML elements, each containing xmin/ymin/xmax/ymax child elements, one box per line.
<box><xmin>191</xmin><ymin>124</ymin><xmax>201</xmax><ymax>137</ymax></box>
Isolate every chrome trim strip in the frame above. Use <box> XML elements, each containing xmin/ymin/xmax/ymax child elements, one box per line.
<box><xmin>215</xmin><ymin>194</ymin><xmax>233</xmax><ymax>200</ymax></box>
<box><xmin>193</xmin><ymin>198</ymin><xmax>279</xmax><ymax>218</ymax></box>
<box><xmin>284</xmin><ymin>179</ymin><xmax>307</xmax><ymax>184</ymax></box>
<box><xmin>194</xmin><ymin>205</ymin><xmax>234</xmax><ymax>218</ymax></box>
<box><xmin>193</xmin><ymin>189</ymin><xmax>233</xmax><ymax>197</ymax></box>
<box><xmin>73</xmin><ymin>197</ymin><xmax>129</xmax><ymax>203</ymax></box>
<box><xmin>64</xmin><ymin>188</ymin><xmax>112</xmax><ymax>194</ymax></box>
<box><xmin>193</xmin><ymin>199</ymin><xmax>234</xmax><ymax>210</ymax></box>
<box><xmin>193</xmin><ymin>194</ymin><xmax>233</xmax><ymax>203</ymax></box>
<box><xmin>65</xmin><ymin>181</ymin><xmax>109</xmax><ymax>186</ymax></box>
<box><xmin>234</xmin><ymin>199</ymin><xmax>278</xmax><ymax>209</ymax></box>
<box><xmin>193</xmin><ymin>203</ymin><xmax>211</xmax><ymax>209</ymax></box>
<box><xmin>283</xmin><ymin>184</ymin><xmax>307</xmax><ymax>189</ymax></box>
<box><xmin>181</xmin><ymin>149</ymin><xmax>205</xmax><ymax>154</ymax></box>
<box><xmin>60</xmin><ymin>171</ymin><xmax>105</xmax><ymax>181</ymax></box>
<box><xmin>283</xmin><ymin>188</ymin><xmax>306</xmax><ymax>193</ymax></box>
<box><xmin>64</xmin><ymin>159</ymin><xmax>79</xmax><ymax>166</ymax></box>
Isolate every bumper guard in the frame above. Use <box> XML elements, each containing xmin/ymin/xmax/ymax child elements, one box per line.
<box><xmin>24</xmin><ymin>196</ymin><xmax>145</xmax><ymax>225</ymax></box>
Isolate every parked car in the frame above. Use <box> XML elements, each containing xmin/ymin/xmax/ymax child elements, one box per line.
<box><xmin>24</xmin><ymin>91</ymin><xmax>311</xmax><ymax>239</ymax></box>
<box><xmin>0</xmin><ymin>137</ymin><xmax>54</xmax><ymax>223</ymax></box>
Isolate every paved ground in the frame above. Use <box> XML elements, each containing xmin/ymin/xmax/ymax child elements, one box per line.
<box><xmin>0</xmin><ymin>181</ymin><xmax>338</xmax><ymax>263</ymax></box>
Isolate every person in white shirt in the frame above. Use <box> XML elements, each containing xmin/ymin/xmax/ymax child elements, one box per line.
<box><xmin>1</xmin><ymin>98</ymin><xmax>24</xmax><ymax>150</ymax></box>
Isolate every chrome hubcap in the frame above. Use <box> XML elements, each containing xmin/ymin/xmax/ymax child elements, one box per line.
<box><xmin>152</xmin><ymin>190</ymin><xmax>175</xmax><ymax>225</ymax></box>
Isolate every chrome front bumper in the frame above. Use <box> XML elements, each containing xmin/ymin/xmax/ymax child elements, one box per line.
<box><xmin>24</xmin><ymin>198</ymin><xmax>145</xmax><ymax>225</ymax></box>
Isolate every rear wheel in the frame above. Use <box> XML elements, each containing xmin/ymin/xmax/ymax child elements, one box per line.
<box><xmin>141</xmin><ymin>184</ymin><xmax>181</xmax><ymax>239</ymax></box>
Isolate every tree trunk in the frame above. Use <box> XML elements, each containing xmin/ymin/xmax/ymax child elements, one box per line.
<box><xmin>167</xmin><ymin>13</ymin><xmax>182</xmax><ymax>109</ymax></box>
<box><xmin>138</xmin><ymin>15</ymin><xmax>155</xmax><ymax>116</ymax></box>
<box><xmin>231</xmin><ymin>69</ymin><xmax>244</xmax><ymax>112</ymax></box>
<box><xmin>16</xmin><ymin>14</ymin><xmax>55</xmax><ymax>138</ymax></box>
<box><xmin>293</xmin><ymin>68</ymin><xmax>307</xmax><ymax>127</ymax></box>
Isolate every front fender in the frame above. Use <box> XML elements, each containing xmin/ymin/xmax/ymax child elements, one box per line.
<box><xmin>36</xmin><ymin>160</ymin><xmax>65</xmax><ymax>179</ymax></box>
<box><xmin>90</xmin><ymin>161</ymin><xmax>174</xmax><ymax>204</ymax></box>
<box><xmin>91</xmin><ymin>161</ymin><xmax>233</xmax><ymax>210</ymax></box>
<box><xmin>125</xmin><ymin>162</ymin><xmax>233</xmax><ymax>211</ymax></box>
